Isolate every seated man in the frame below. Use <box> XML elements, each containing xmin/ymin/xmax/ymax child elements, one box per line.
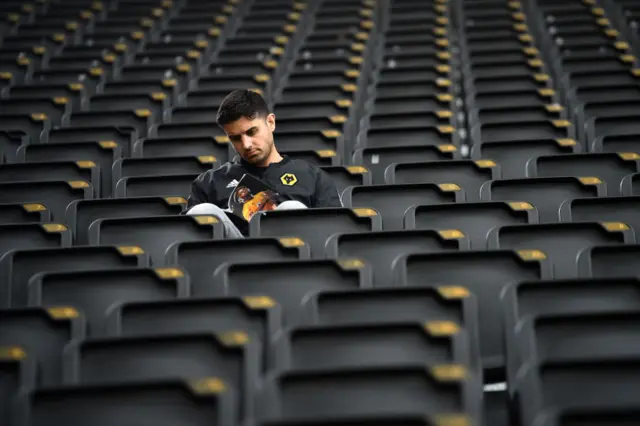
<box><xmin>185</xmin><ymin>89</ymin><xmax>342</xmax><ymax>237</ymax></box>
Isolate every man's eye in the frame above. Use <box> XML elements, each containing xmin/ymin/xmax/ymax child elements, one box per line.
<box><xmin>229</xmin><ymin>136</ymin><xmax>241</xmax><ymax>142</ymax></box>
<box><xmin>247</xmin><ymin>128</ymin><xmax>257</xmax><ymax>136</ymax></box>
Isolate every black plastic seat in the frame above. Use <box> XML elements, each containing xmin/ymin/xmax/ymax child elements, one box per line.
<box><xmin>214</xmin><ymin>259</ymin><xmax>372</xmax><ymax>328</ymax></box>
<box><xmin>578</xmin><ymin>244</ymin><xmax>640</xmax><ymax>279</ymax></box>
<box><xmin>353</xmin><ymin>145</ymin><xmax>459</xmax><ymax>184</ymax></box>
<box><xmin>0</xmin><ymin>223</ymin><xmax>71</xmax><ymax>258</ymax></box>
<box><xmin>481</xmin><ymin>176</ymin><xmax>604</xmax><ymax>223</ymax></box>
<box><xmin>0</xmin><ymin>161</ymin><xmax>101</xmax><ymax>198</ymax></box>
<box><xmin>325</xmin><ymin>229</ymin><xmax>467</xmax><ymax>287</ymax></box>
<box><xmin>115</xmin><ymin>174</ymin><xmax>200</xmax><ymax>199</ymax></box>
<box><xmin>256</xmin><ymin>366</ymin><xmax>482</xmax><ymax>422</ymax></box>
<box><xmin>471</xmin><ymin>139</ymin><xmax>580</xmax><ymax>180</ymax></box>
<box><xmin>28</xmin><ymin>267</ymin><xmax>189</xmax><ymax>337</ymax></box>
<box><xmin>342</xmin><ymin>183</ymin><xmax>463</xmax><ymax>230</ymax></box>
<box><xmin>0</xmin><ymin>203</ymin><xmax>50</xmax><ymax>225</ymax></box>
<box><xmin>166</xmin><ymin>238</ymin><xmax>310</xmax><ymax>297</ymax></box>
<box><xmin>0</xmin><ymin>180</ymin><xmax>93</xmax><ymax>222</ymax></box>
<box><xmin>65</xmin><ymin>332</ymin><xmax>257</xmax><ymax>421</ymax></box>
<box><xmin>0</xmin><ymin>344</ymin><xmax>35</xmax><ymax>424</ymax></box>
<box><xmin>405</xmin><ymin>201</ymin><xmax>538</xmax><ymax>250</ymax></box>
<box><xmin>530</xmin><ymin>153</ymin><xmax>640</xmax><ymax>196</ymax></box>
<box><xmin>562</xmin><ymin>196</ymin><xmax>640</xmax><ymax>240</ymax></box>
<box><xmin>489</xmin><ymin>222</ymin><xmax>632</xmax><ymax>279</ymax></box>
<box><xmin>385</xmin><ymin>160</ymin><xmax>498</xmax><ymax>202</ymax></box>
<box><xmin>107</xmin><ymin>295</ymin><xmax>278</xmax><ymax>370</ymax></box>
<box><xmin>0</xmin><ymin>244</ymin><xmax>148</xmax><ymax>309</ymax></box>
<box><xmin>134</xmin><ymin>136</ymin><xmax>232</xmax><ymax>163</ymax></box>
<box><xmin>394</xmin><ymin>250</ymin><xmax>550</xmax><ymax>374</ymax></box>
<box><xmin>272</xmin><ymin>322</ymin><xmax>472</xmax><ymax>372</ymax></box>
<box><xmin>112</xmin><ymin>156</ymin><xmax>216</xmax><ymax>190</ymax></box>
<box><xmin>18</xmin><ymin>378</ymin><xmax>234</xmax><ymax>426</ymax></box>
<box><xmin>16</xmin><ymin>141</ymin><xmax>121</xmax><ymax>198</ymax></box>
<box><xmin>250</xmin><ymin>208</ymin><xmax>382</xmax><ymax>258</ymax></box>
<box><xmin>319</xmin><ymin>165</ymin><xmax>372</xmax><ymax>193</ymax></box>
<box><xmin>88</xmin><ymin>215</ymin><xmax>223</xmax><ymax>266</ymax></box>
<box><xmin>502</xmin><ymin>277</ymin><xmax>640</xmax><ymax>389</ymax></box>
<box><xmin>517</xmin><ymin>358</ymin><xmax>640</xmax><ymax>426</ymax></box>
<box><xmin>0</xmin><ymin>307</ymin><xmax>82</xmax><ymax>386</ymax></box>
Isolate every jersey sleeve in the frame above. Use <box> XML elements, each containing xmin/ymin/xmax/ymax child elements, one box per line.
<box><xmin>184</xmin><ymin>170</ymin><xmax>216</xmax><ymax>213</ymax></box>
<box><xmin>312</xmin><ymin>167</ymin><xmax>343</xmax><ymax>208</ymax></box>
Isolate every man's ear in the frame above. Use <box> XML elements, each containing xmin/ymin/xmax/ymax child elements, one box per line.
<box><xmin>266</xmin><ymin>113</ymin><xmax>276</xmax><ymax>132</ymax></box>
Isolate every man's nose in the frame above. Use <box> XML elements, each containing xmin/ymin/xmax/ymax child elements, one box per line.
<box><xmin>241</xmin><ymin>135</ymin><xmax>253</xmax><ymax>149</ymax></box>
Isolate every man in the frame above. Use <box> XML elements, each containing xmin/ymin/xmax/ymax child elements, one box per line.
<box><xmin>185</xmin><ymin>89</ymin><xmax>342</xmax><ymax>238</ymax></box>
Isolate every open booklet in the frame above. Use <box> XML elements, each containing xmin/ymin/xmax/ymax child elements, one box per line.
<box><xmin>227</xmin><ymin>173</ymin><xmax>284</xmax><ymax>222</ymax></box>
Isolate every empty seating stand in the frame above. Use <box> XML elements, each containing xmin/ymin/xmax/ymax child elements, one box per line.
<box><xmin>2</xmin><ymin>0</ymin><xmax>640</xmax><ymax>424</ymax></box>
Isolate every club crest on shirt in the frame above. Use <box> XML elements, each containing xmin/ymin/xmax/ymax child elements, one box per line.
<box><xmin>280</xmin><ymin>173</ymin><xmax>298</xmax><ymax>186</ymax></box>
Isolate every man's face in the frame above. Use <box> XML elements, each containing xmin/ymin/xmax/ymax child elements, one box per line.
<box><xmin>223</xmin><ymin>113</ymin><xmax>276</xmax><ymax>166</ymax></box>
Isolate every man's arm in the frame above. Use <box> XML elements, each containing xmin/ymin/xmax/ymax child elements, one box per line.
<box><xmin>184</xmin><ymin>171</ymin><xmax>215</xmax><ymax>212</ymax></box>
<box><xmin>312</xmin><ymin>167</ymin><xmax>343</xmax><ymax>208</ymax></box>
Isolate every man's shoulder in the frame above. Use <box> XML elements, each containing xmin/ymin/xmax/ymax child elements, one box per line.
<box><xmin>194</xmin><ymin>160</ymin><xmax>239</xmax><ymax>182</ymax></box>
<box><xmin>284</xmin><ymin>157</ymin><xmax>320</xmax><ymax>174</ymax></box>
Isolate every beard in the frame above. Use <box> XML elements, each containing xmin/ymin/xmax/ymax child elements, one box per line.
<box><xmin>244</xmin><ymin>139</ymin><xmax>273</xmax><ymax>165</ymax></box>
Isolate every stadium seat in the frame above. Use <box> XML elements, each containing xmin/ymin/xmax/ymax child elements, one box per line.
<box><xmin>213</xmin><ymin>259</ymin><xmax>373</xmax><ymax>328</ymax></box>
<box><xmin>0</xmin><ymin>113</ymin><xmax>50</xmax><ymax>145</ymax></box>
<box><xmin>114</xmin><ymin>173</ymin><xmax>200</xmax><ymax>199</ymax></box>
<box><xmin>0</xmin><ymin>223</ymin><xmax>71</xmax><ymax>258</ymax></box>
<box><xmin>319</xmin><ymin>165</ymin><xmax>372</xmax><ymax>193</ymax></box>
<box><xmin>0</xmin><ymin>97</ymin><xmax>70</xmax><ymax>126</ymax></box>
<box><xmin>250</xmin><ymin>208</ymin><xmax>382</xmax><ymax>258</ymax></box>
<box><xmin>271</xmin><ymin>322</ymin><xmax>472</xmax><ymax>371</ymax></box>
<box><xmin>66</xmin><ymin>197</ymin><xmax>186</xmax><ymax>245</ymax></box>
<box><xmin>481</xmin><ymin>176</ymin><xmax>604</xmax><ymax>223</ymax></box>
<box><xmin>0</xmin><ymin>344</ymin><xmax>35</xmax><ymax>425</ymax></box>
<box><xmin>342</xmin><ymin>183</ymin><xmax>463</xmax><ymax>230</ymax></box>
<box><xmin>517</xmin><ymin>358</ymin><xmax>640</xmax><ymax>426</ymax></box>
<box><xmin>17</xmin><ymin>378</ymin><xmax>235</xmax><ymax>426</ymax></box>
<box><xmin>561</xmin><ymin>196</ymin><xmax>640</xmax><ymax>238</ymax></box>
<box><xmin>0</xmin><ymin>180</ymin><xmax>93</xmax><ymax>222</ymax></box>
<box><xmin>593</xmin><ymin>133</ymin><xmax>640</xmax><ymax>154</ymax></box>
<box><xmin>0</xmin><ymin>161</ymin><xmax>101</xmax><ymax>197</ymax></box>
<box><xmin>325</xmin><ymin>229</ymin><xmax>468</xmax><ymax>287</ymax></box>
<box><xmin>578</xmin><ymin>244</ymin><xmax>640</xmax><ymax>278</ymax></box>
<box><xmin>404</xmin><ymin>201</ymin><xmax>539</xmax><ymax>250</ymax></box>
<box><xmin>393</xmin><ymin>249</ymin><xmax>551</xmax><ymax>378</ymax></box>
<box><xmin>488</xmin><ymin>222</ymin><xmax>634</xmax><ymax>279</ymax></box>
<box><xmin>384</xmin><ymin>160</ymin><xmax>499</xmax><ymax>202</ymax></box>
<box><xmin>16</xmin><ymin>141</ymin><xmax>122</xmax><ymax>198</ymax></box>
<box><xmin>255</xmin><ymin>366</ymin><xmax>482</xmax><ymax>422</ymax></box>
<box><xmin>513</xmin><ymin>311</ymin><xmax>640</xmax><ymax>393</ymax></box>
<box><xmin>133</xmin><ymin>136</ymin><xmax>232</xmax><ymax>163</ymax></box>
<box><xmin>0</xmin><ymin>203</ymin><xmax>50</xmax><ymax>225</ymax></box>
<box><xmin>64</xmin><ymin>332</ymin><xmax>259</xmax><ymax>420</ymax></box>
<box><xmin>352</xmin><ymin>144</ymin><xmax>459</xmax><ymax>184</ymax></box>
<box><xmin>529</xmin><ymin>153</ymin><xmax>640</xmax><ymax>196</ymax></box>
<box><xmin>0</xmin><ymin>307</ymin><xmax>83</xmax><ymax>386</ymax></box>
<box><xmin>87</xmin><ymin>215</ymin><xmax>223</xmax><ymax>265</ymax></box>
<box><xmin>28</xmin><ymin>267</ymin><xmax>189</xmax><ymax>337</ymax></box>
<box><xmin>0</xmin><ymin>245</ymin><xmax>148</xmax><ymax>308</ymax></box>
<box><xmin>166</xmin><ymin>237</ymin><xmax>310</xmax><ymax>298</ymax></box>
<box><xmin>111</xmin><ymin>156</ymin><xmax>216</xmax><ymax>191</ymax></box>
<box><xmin>502</xmin><ymin>277</ymin><xmax>640</xmax><ymax>391</ymax></box>
<box><xmin>470</xmin><ymin>139</ymin><xmax>581</xmax><ymax>180</ymax></box>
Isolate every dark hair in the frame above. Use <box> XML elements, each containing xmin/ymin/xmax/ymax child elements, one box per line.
<box><xmin>216</xmin><ymin>89</ymin><xmax>270</xmax><ymax>126</ymax></box>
